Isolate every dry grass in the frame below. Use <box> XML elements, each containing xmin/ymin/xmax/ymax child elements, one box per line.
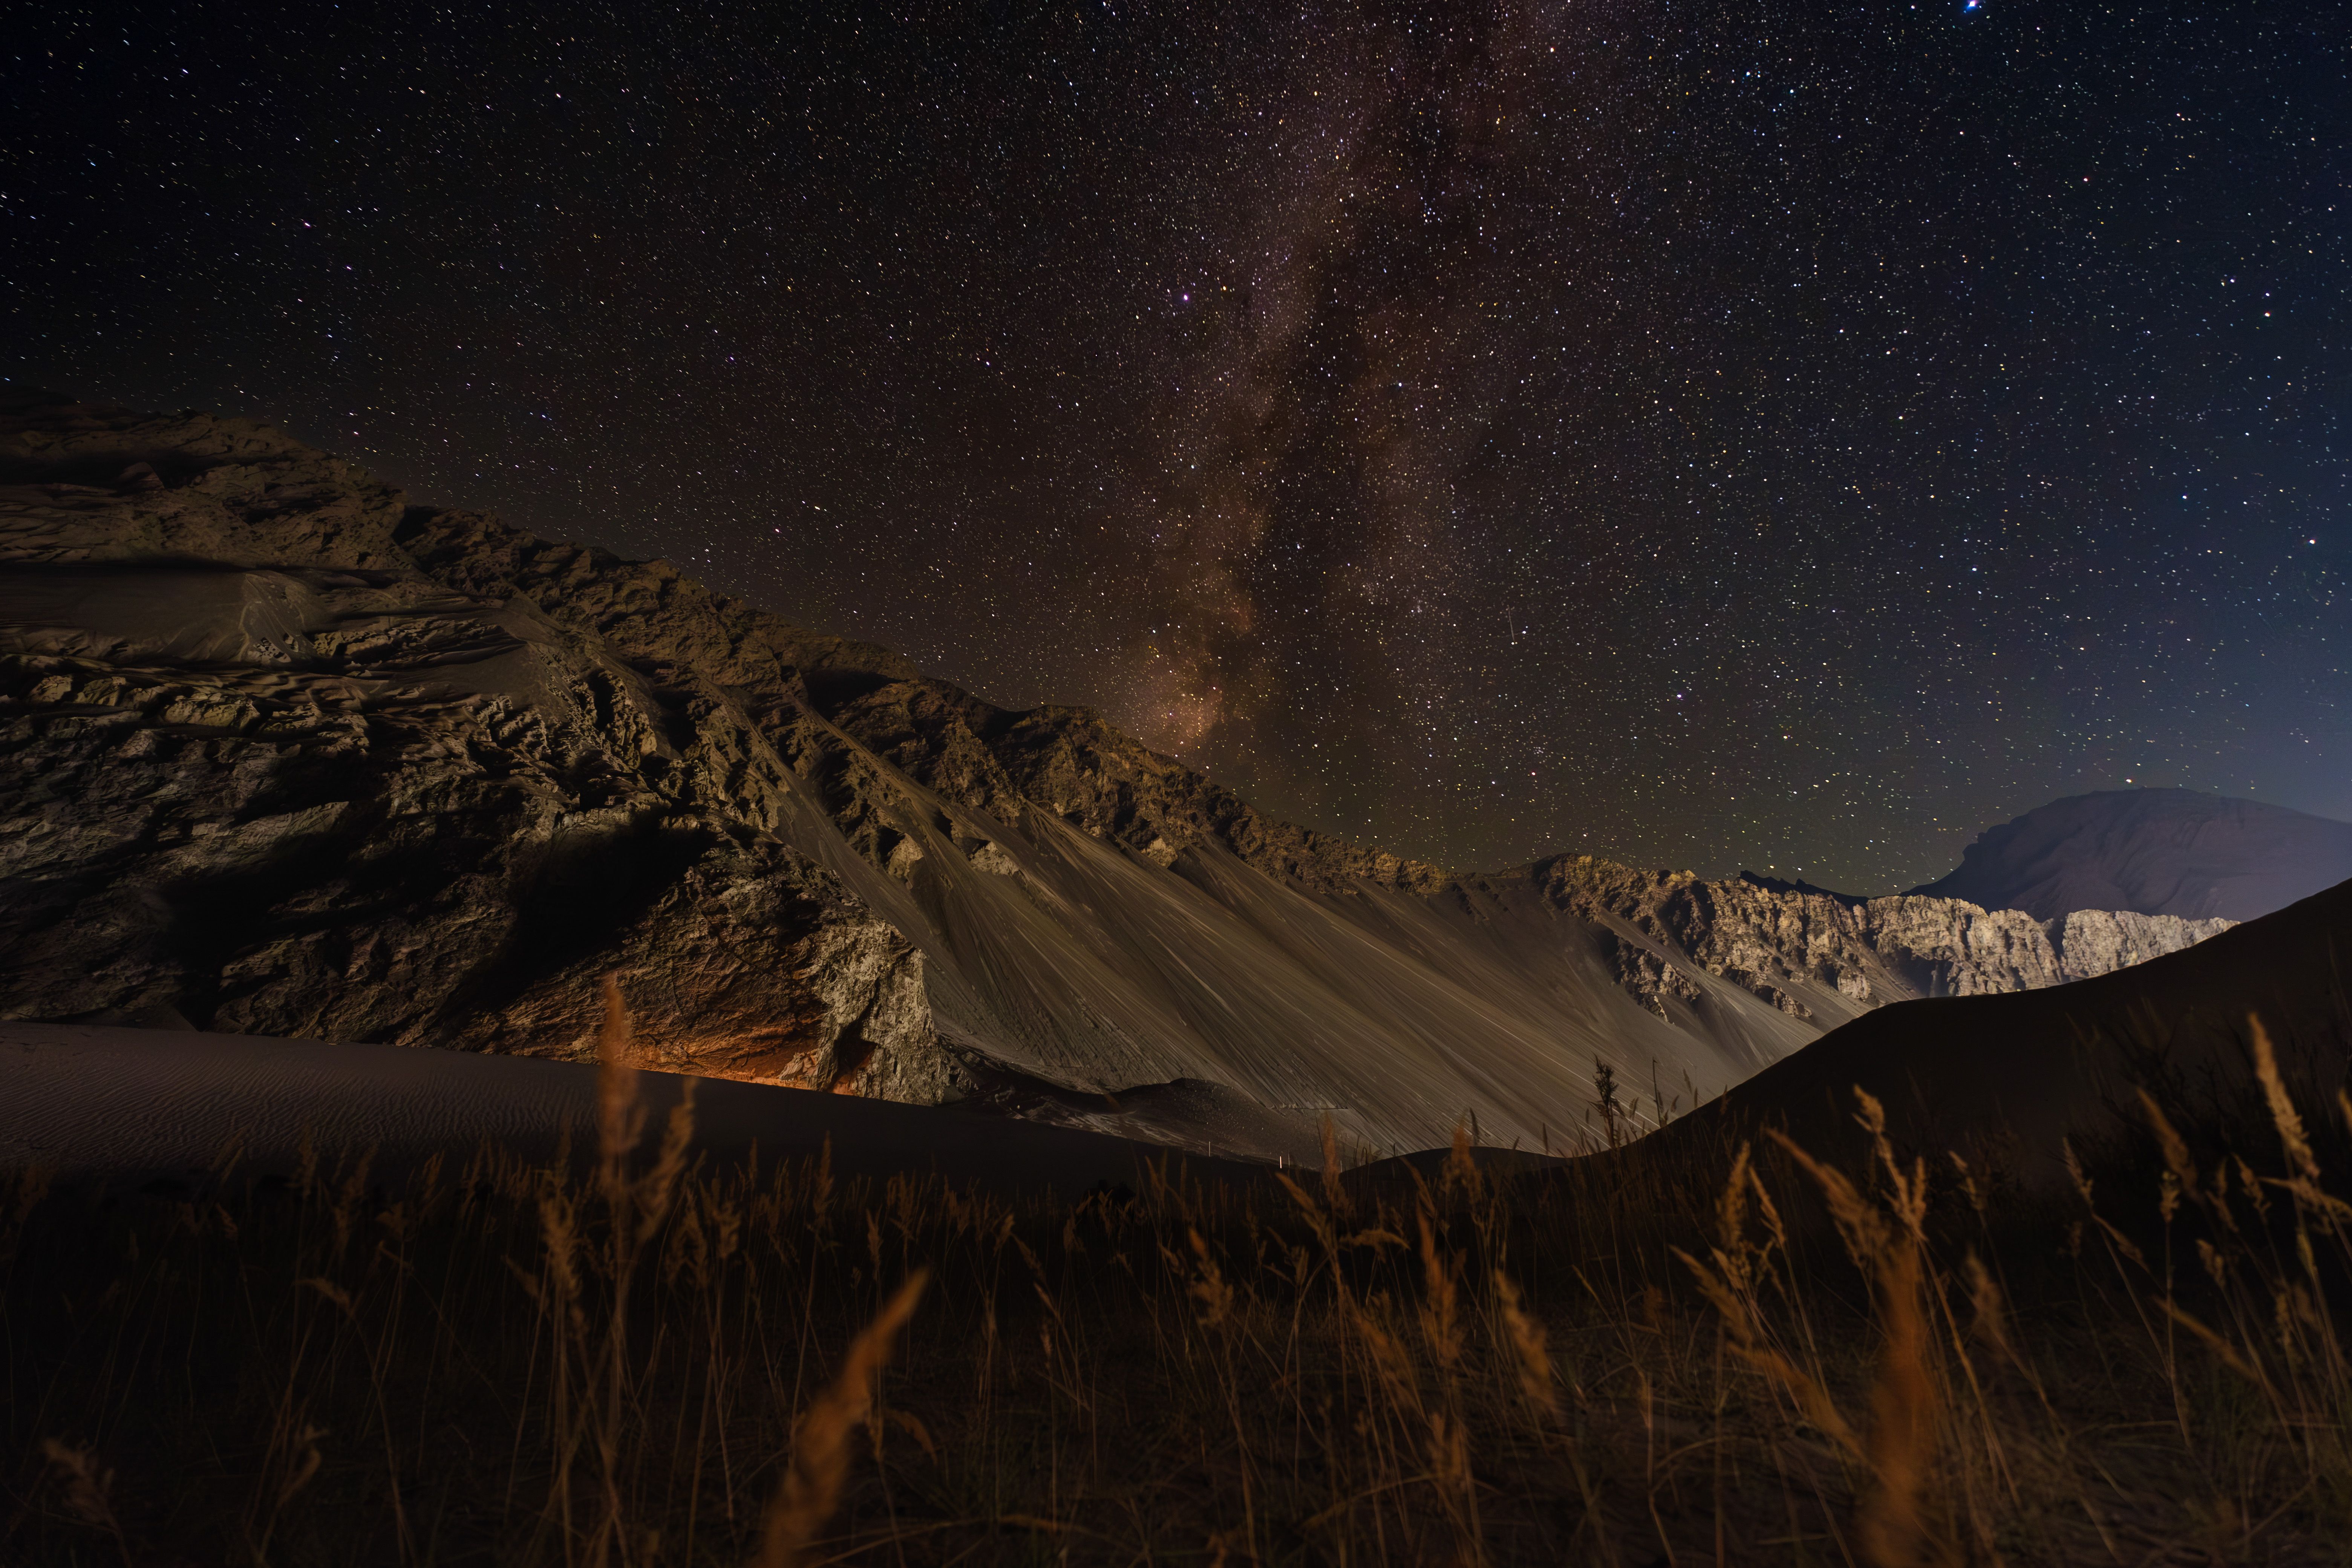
<box><xmin>5</xmin><ymin>1011</ymin><xmax>2352</xmax><ymax>1565</ymax></box>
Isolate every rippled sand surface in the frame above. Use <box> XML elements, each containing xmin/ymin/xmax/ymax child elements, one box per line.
<box><xmin>0</xmin><ymin>1022</ymin><xmax>1254</xmax><ymax>1191</ymax></box>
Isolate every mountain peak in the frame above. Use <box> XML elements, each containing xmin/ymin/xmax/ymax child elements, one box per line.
<box><xmin>0</xmin><ymin>397</ymin><xmax>2238</xmax><ymax>1154</ymax></box>
<box><xmin>1912</xmin><ymin>788</ymin><xmax>2352</xmax><ymax>922</ymax></box>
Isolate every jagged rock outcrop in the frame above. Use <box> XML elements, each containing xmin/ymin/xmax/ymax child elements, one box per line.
<box><xmin>0</xmin><ymin>396</ymin><xmax>2235</xmax><ymax>1153</ymax></box>
<box><xmin>1671</xmin><ymin>877</ymin><xmax>2352</xmax><ymax>1197</ymax></box>
<box><xmin>0</xmin><ymin>398</ymin><xmax>961</xmax><ymax>1098</ymax></box>
<box><xmin>1508</xmin><ymin>863</ymin><xmax>2228</xmax><ymax>1021</ymax></box>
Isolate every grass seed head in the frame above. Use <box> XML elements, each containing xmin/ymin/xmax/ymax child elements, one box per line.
<box><xmin>752</xmin><ymin>1269</ymin><xmax>930</xmax><ymax>1568</ymax></box>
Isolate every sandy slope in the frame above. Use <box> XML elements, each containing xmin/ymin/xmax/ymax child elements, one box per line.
<box><xmin>0</xmin><ymin>397</ymin><xmax>2228</xmax><ymax>1157</ymax></box>
<box><xmin>0</xmin><ymin>1021</ymin><xmax>1261</xmax><ymax>1191</ymax></box>
<box><xmin>8</xmin><ymin>866</ymin><xmax>2343</xmax><ymax>1197</ymax></box>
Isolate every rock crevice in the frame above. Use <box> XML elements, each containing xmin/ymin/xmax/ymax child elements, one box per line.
<box><xmin>0</xmin><ymin>397</ymin><xmax>2236</xmax><ymax>1154</ymax></box>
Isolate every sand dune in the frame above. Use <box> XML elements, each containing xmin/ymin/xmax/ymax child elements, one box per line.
<box><xmin>9</xmin><ymin>858</ymin><xmax>2346</xmax><ymax>1197</ymax></box>
<box><xmin>0</xmin><ymin>1021</ymin><xmax>1262</xmax><ymax>1191</ymax></box>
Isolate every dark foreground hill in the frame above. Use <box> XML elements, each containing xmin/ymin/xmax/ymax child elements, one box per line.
<box><xmin>0</xmin><ymin>1018</ymin><xmax>1266</xmax><ymax>1191</ymax></box>
<box><xmin>1914</xmin><ymin>787</ymin><xmax>2352</xmax><ymax>922</ymax></box>
<box><xmin>5</xmin><ymin>860</ymin><xmax>2352</xmax><ymax>1565</ymax></box>
<box><xmin>1677</xmin><ymin>863</ymin><xmax>2352</xmax><ymax>1192</ymax></box>
<box><xmin>0</xmin><ymin>396</ymin><xmax>2227</xmax><ymax>1155</ymax></box>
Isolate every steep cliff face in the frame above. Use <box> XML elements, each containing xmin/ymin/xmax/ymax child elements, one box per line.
<box><xmin>0</xmin><ymin>399</ymin><xmax>959</xmax><ymax>1098</ymax></box>
<box><xmin>1676</xmin><ymin>877</ymin><xmax>2352</xmax><ymax>1196</ymax></box>
<box><xmin>1501</xmin><ymin>862</ymin><xmax>2228</xmax><ymax>1021</ymax></box>
<box><xmin>0</xmin><ymin>398</ymin><xmax>2232</xmax><ymax>1154</ymax></box>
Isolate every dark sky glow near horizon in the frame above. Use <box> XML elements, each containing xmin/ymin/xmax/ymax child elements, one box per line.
<box><xmin>6</xmin><ymin>0</ymin><xmax>2347</xmax><ymax>890</ymax></box>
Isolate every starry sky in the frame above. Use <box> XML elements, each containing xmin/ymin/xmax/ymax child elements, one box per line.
<box><xmin>7</xmin><ymin>0</ymin><xmax>2347</xmax><ymax>891</ymax></box>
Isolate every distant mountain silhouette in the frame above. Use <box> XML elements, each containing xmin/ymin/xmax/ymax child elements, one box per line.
<box><xmin>1914</xmin><ymin>789</ymin><xmax>2352</xmax><ymax>922</ymax></box>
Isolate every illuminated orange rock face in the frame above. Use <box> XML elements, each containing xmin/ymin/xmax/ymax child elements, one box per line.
<box><xmin>0</xmin><ymin>400</ymin><xmax>2227</xmax><ymax>1159</ymax></box>
<box><xmin>0</xmin><ymin>398</ymin><xmax>963</xmax><ymax>1104</ymax></box>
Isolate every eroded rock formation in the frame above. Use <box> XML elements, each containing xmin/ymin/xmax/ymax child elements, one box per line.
<box><xmin>1509</xmin><ymin>862</ymin><xmax>2227</xmax><ymax>1021</ymax></box>
<box><xmin>0</xmin><ymin>396</ymin><xmax>2231</xmax><ymax>1154</ymax></box>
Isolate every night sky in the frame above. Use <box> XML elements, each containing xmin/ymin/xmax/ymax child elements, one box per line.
<box><xmin>8</xmin><ymin>0</ymin><xmax>2347</xmax><ymax>891</ymax></box>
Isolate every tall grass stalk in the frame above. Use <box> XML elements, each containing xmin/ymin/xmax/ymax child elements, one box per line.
<box><xmin>7</xmin><ymin>1009</ymin><xmax>2352</xmax><ymax>1562</ymax></box>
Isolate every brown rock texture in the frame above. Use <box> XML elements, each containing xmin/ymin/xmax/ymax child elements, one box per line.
<box><xmin>0</xmin><ymin>396</ymin><xmax>2231</xmax><ymax>1154</ymax></box>
<box><xmin>0</xmin><ymin>397</ymin><xmax>956</xmax><ymax>1098</ymax></box>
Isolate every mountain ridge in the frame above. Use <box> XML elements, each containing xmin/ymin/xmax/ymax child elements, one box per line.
<box><xmin>0</xmin><ymin>396</ymin><xmax>2230</xmax><ymax>1153</ymax></box>
<box><xmin>1913</xmin><ymin>787</ymin><xmax>2352</xmax><ymax>922</ymax></box>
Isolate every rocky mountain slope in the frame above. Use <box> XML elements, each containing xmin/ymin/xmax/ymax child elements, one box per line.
<box><xmin>1913</xmin><ymin>788</ymin><xmax>2352</xmax><ymax>923</ymax></box>
<box><xmin>0</xmin><ymin>396</ymin><xmax>2230</xmax><ymax>1155</ymax></box>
